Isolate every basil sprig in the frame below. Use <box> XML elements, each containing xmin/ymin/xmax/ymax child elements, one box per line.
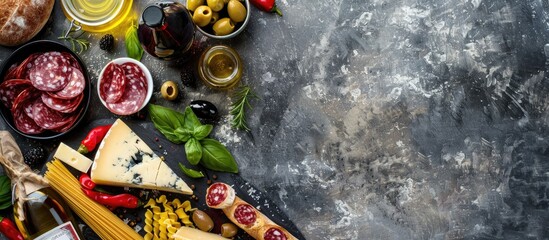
<box><xmin>149</xmin><ymin>104</ymin><xmax>239</xmax><ymax>174</ymax></box>
<box><xmin>125</xmin><ymin>24</ymin><xmax>144</xmax><ymax>61</ymax></box>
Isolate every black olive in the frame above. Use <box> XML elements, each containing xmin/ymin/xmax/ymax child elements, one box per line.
<box><xmin>189</xmin><ymin>100</ymin><xmax>218</xmax><ymax>120</ymax></box>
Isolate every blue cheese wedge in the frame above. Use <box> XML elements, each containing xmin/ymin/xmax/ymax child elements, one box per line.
<box><xmin>90</xmin><ymin>119</ymin><xmax>193</xmax><ymax>195</ymax></box>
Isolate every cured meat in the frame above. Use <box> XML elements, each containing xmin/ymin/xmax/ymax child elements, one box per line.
<box><xmin>0</xmin><ymin>79</ymin><xmax>32</xmax><ymax>109</ymax></box>
<box><xmin>11</xmin><ymin>86</ymin><xmax>39</xmax><ymax>113</ymax></box>
<box><xmin>234</xmin><ymin>204</ymin><xmax>258</xmax><ymax>226</ymax></box>
<box><xmin>51</xmin><ymin>109</ymin><xmax>82</xmax><ymax>133</ymax></box>
<box><xmin>206</xmin><ymin>182</ymin><xmax>235</xmax><ymax>209</ymax></box>
<box><xmin>3</xmin><ymin>63</ymin><xmax>18</xmax><ymax>81</ymax></box>
<box><xmin>29</xmin><ymin>52</ymin><xmax>71</xmax><ymax>91</ymax></box>
<box><xmin>31</xmin><ymin>101</ymin><xmax>72</xmax><ymax>130</ymax></box>
<box><xmin>13</xmin><ymin>106</ymin><xmax>44</xmax><ymax>134</ymax></box>
<box><xmin>262</xmin><ymin>227</ymin><xmax>288</xmax><ymax>240</ymax></box>
<box><xmin>61</xmin><ymin>52</ymin><xmax>82</xmax><ymax>72</ymax></box>
<box><xmin>121</xmin><ymin>62</ymin><xmax>147</xmax><ymax>85</ymax></box>
<box><xmin>48</xmin><ymin>67</ymin><xmax>85</xmax><ymax>99</ymax></box>
<box><xmin>13</xmin><ymin>53</ymin><xmax>40</xmax><ymax>79</ymax></box>
<box><xmin>105</xmin><ymin>76</ymin><xmax>146</xmax><ymax>115</ymax></box>
<box><xmin>100</xmin><ymin>63</ymin><xmax>126</xmax><ymax>103</ymax></box>
<box><xmin>41</xmin><ymin>93</ymin><xmax>83</xmax><ymax>113</ymax></box>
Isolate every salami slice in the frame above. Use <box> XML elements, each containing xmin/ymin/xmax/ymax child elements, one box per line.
<box><xmin>11</xmin><ymin>86</ymin><xmax>39</xmax><ymax>113</ymax></box>
<box><xmin>61</xmin><ymin>52</ymin><xmax>82</xmax><ymax>72</ymax></box>
<box><xmin>32</xmin><ymin>101</ymin><xmax>72</xmax><ymax>130</ymax></box>
<box><xmin>105</xmin><ymin>76</ymin><xmax>146</xmax><ymax>115</ymax></box>
<box><xmin>0</xmin><ymin>79</ymin><xmax>32</xmax><ymax>109</ymax></box>
<box><xmin>206</xmin><ymin>182</ymin><xmax>235</xmax><ymax>208</ymax></box>
<box><xmin>48</xmin><ymin>67</ymin><xmax>85</xmax><ymax>99</ymax></box>
<box><xmin>29</xmin><ymin>52</ymin><xmax>71</xmax><ymax>91</ymax></box>
<box><xmin>13</xmin><ymin>106</ymin><xmax>44</xmax><ymax>134</ymax></box>
<box><xmin>3</xmin><ymin>64</ymin><xmax>18</xmax><ymax>81</ymax></box>
<box><xmin>121</xmin><ymin>62</ymin><xmax>147</xmax><ymax>85</ymax></box>
<box><xmin>100</xmin><ymin>63</ymin><xmax>126</xmax><ymax>103</ymax></box>
<box><xmin>262</xmin><ymin>227</ymin><xmax>288</xmax><ymax>240</ymax></box>
<box><xmin>234</xmin><ymin>204</ymin><xmax>258</xmax><ymax>226</ymax></box>
<box><xmin>41</xmin><ymin>93</ymin><xmax>83</xmax><ymax>113</ymax></box>
<box><xmin>51</xmin><ymin>109</ymin><xmax>82</xmax><ymax>133</ymax></box>
<box><xmin>13</xmin><ymin>53</ymin><xmax>40</xmax><ymax>79</ymax></box>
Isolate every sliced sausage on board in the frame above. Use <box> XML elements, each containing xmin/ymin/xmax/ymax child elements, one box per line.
<box><xmin>0</xmin><ymin>79</ymin><xmax>32</xmax><ymax>109</ymax></box>
<box><xmin>233</xmin><ymin>204</ymin><xmax>258</xmax><ymax>226</ymax></box>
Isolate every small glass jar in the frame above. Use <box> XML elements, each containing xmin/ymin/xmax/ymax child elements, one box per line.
<box><xmin>60</xmin><ymin>0</ymin><xmax>133</xmax><ymax>32</ymax></box>
<box><xmin>198</xmin><ymin>45</ymin><xmax>243</xmax><ymax>89</ymax></box>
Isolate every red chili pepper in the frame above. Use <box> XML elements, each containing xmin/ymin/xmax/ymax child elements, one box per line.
<box><xmin>0</xmin><ymin>217</ymin><xmax>24</xmax><ymax>240</ymax></box>
<box><xmin>81</xmin><ymin>188</ymin><xmax>141</xmax><ymax>209</ymax></box>
<box><xmin>79</xmin><ymin>173</ymin><xmax>96</xmax><ymax>190</ymax></box>
<box><xmin>250</xmin><ymin>0</ymin><xmax>283</xmax><ymax>16</ymax></box>
<box><xmin>77</xmin><ymin>125</ymin><xmax>112</xmax><ymax>154</ymax></box>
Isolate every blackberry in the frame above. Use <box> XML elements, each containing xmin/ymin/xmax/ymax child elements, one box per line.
<box><xmin>99</xmin><ymin>34</ymin><xmax>115</xmax><ymax>52</ymax></box>
<box><xmin>180</xmin><ymin>70</ymin><xmax>196</xmax><ymax>88</ymax></box>
<box><xmin>24</xmin><ymin>146</ymin><xmax>47</xmax><ymax>169</ymax></box>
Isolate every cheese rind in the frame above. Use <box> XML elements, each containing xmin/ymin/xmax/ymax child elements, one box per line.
<box><xmin>172</xmin><ymin>226</ymin><xmax>229</xmax><ymax>240</ymax></box>
<box><xmin>91</xmin><ymin>119</ymin><xmax>193</xmax><ymax>195</ymax></box>
<box><xmin>53</xmin><ymin>142</ymin><xmax>93</xmax><ymax>173</ymax></box>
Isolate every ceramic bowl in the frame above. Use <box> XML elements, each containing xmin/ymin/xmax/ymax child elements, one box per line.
<box><xmin>0</xmin><ymin>40</ymin><xmax>91</xmax><ymax>140</ymax></box>
<box><xmin>97</xmin><ymin>58</ymin><xmax>153</xmax><ymax>115</ymax></box>
<box><xmin>194</xmin><ymin>0</ymin><xmax>251</xmax><ymax>39</ymax></box>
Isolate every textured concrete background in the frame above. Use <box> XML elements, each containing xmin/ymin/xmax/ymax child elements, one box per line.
<box><xmin>1</xmin><ymin>0</ymin><xmax>549</xmax><ymax>239</ymax></box>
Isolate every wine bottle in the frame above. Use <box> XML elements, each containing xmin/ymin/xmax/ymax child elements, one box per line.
<box><xmin>13</xmin><ymin>187</ymin><xmax>83</xmax><ymax>240</ymax></box>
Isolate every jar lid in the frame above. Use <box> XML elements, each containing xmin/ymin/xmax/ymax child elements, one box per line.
<box><xmin>142</xmin><ymin>5</ymin><xmax>164</xmax><ymax>28</ymax></box>
<box><xmin>198</xmin><ymin>45</ymin><xmax>243</xmax><ymax>90</ymax></box>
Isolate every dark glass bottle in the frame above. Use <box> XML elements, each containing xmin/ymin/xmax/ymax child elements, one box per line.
<box><xmin>137</xmin><ymin>2</ymin><xmax>195</xmax><ymax>61</ymax></box>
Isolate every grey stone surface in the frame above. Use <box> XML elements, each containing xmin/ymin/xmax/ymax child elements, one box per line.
<box><xmin>1</xmin><ymin>0</ymin><xmax>549</xmax><ymax>239</ymax></box>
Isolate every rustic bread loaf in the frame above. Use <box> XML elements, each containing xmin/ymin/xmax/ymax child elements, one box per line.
<box><xmin>0</xmin><ymin>0</ymin><xmax>55</xmax><ymax>46</ymax></box>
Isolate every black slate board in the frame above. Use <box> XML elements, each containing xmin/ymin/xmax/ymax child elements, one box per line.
<box><xmin>46</xmin><ymin>119</ymin><xmax>305</xmax><ymax>240</ymax></box>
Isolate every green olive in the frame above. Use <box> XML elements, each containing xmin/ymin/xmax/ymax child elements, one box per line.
<box><xmin>186</xmin><ymin>0</ymin><xmax>204</xmax><ymax>11</ymax></box>
<box><xmin>160</xmin><ymin>81</ymin><xmax>179</xmax><ymax>101</ymax></box>
<box><xmin>220</xmin><ymin>223</ymin><xmax>238</xmax><ymax>238</ymax></box>
<box><xmin>228</xmin><ymin>0</ymin><xmax>246</xmax><ymax>23</ymax></box>
<box><xmin>207</xmin><ymin>0</ymin><xmax>224</xmax><ymax>11</ymax></box>
<box><xmin>222</xmin><ymin>0</ymin><xmax>230</xmax><ymax>3</ymax></box>
<box><xmin>210</xmin><ymin>11</ymin><xmax>220</xmax><ymax>25</ymax></box>
<box><xmin>212</xmin><ymin>18</ymin><xmax>235</xmax><ymax>36</ymax></box>
<box><xmin>192</xmin><ymin>210</ymin><xmax>214</xmax><ymax>232</ymax></box>
<box><xmin>192</xmin><ymin>6</ymin><xmax>213</xmax><ymax>27</ymax></box>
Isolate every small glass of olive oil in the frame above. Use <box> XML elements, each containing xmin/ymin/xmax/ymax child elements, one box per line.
<box><xmin>198</xmin><ymin>45</ymin><xmax>243</xmax><ymax>89</ymax></box>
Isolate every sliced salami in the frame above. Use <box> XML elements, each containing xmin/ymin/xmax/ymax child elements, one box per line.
<box><xmin>41</xmin><ymin>93</ymin><xmax>83</xmax><ymax>113</ymax></box>
<box><xmin>262</xmin><ymin>227</ymin><xmax>288</xmax><ymax>240</ymax></box>
<box><xmin>3</xmin><ymin>64</ymin><xmax>18</xmax><ymax>81</ymax></box>
<box><xmin>11</xmin><ymin>86</ymin><xmax>39</xmax><ymax>113</ymax></box>
<box><xmin>13</xmin><ymin>106</ymin><xmax>44</xmax><ymax>134</ymax></box>
<box><xmin>51</xmin><ymin>109</ymin><xmax>82</xmax><ymax>133</ymax></box>
<box><xmin>105</xmin><ymin>77</ymin><xmax>146</xmax><ymax>115</ymax></box>
<box><xmin>13</xmin><ymin>53</ymin><xmax>40</xmax><ymax>79</ymax></box>
<box><xmin>234</xmin><ymin>204</ymin><xmax>258</xmax><ymax>226</ymax></box>
<box><xmin>61</xmin><ymin>52</ymin><xmax>82</xmax><ymax>72</ymax></box>
<box><xmin>32</xmin><ymin>101</ymin><xmax>72</xmax><ymax>130</ymax></box>
<box><xmin>0</xmin><ymin>79</ymin><xmax>32</xmax><ymax>109</ymax></box>
<box><xmin>48</xmin><ymin>67</ymin><xmax>85</xmax><ymax>99</ymax></box>
<box><xmin>206</xmin><ymin>182</ymin><xmax>235</xmax><ymax>208</ymax></box>
<box><xmin>100</xmin><ymin>63</ymin><xmax>126</xmax><ymax>103</ymax></box>
<box><xmin>121</xmin><ymin>62</ymin><xmax>147</xmax><ymax>85</ymax></box>
<box><xmin>29</xmin><ymin>52</ymin><xmax>71</xmax><ymax>91</ymax></box>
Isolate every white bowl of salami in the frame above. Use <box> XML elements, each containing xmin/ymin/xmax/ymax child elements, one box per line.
<box><xmin>98</xmin><ymin>58</ymin><xmax>153</xmax><ymax>116</ymax></box>
<box><xmin>0</xmin><ymin>40</ymin><xmax>91</xmax><ymax>140</ymax></box>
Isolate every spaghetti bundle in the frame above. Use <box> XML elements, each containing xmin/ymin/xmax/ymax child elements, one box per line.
<box><xmin>45</xmin><ymin>159</ymin><xmax>143</xmax><ymax>240</ymax></box>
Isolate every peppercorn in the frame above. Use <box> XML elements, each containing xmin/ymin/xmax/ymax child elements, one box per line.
<box><xmin>129</xmin><ymin>220</ymin><xmax>137</xmax><ymax>227</ymax></box>
<box><xmin>24</xmin><ymin>146</ymin><xmax>47</xmax><ymax>169</ymax></box>
<box><xmin>207</xmin><ymin>180</ymin><xmax>212</xmax><ymax>185</ymax></box>
<box><xmin>99</xmin><ymin>34</ymin><xmax>115</xmax><ymax>51</ymax></box>
<box><xmin>180</xmin><ymin>70</ymin><xmax>195</xmax><ymax>88</ymax></box>
<box><xmin>191</xmin><ymin>184</ymin><xmax>196</xmax><ymax>190</ymax></box>
<box><xmin>212</xmin><ymin>174</ymin><xmax>218</xmax><ymax>180</ymax></box>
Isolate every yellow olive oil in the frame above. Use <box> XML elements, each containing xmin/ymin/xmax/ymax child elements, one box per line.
<box><xmin>61</xmin><ymin>0</ymin><xmax>133</xmax><ymax>32</ymax></box>
<box><xmin>198</xmin><ymin>45</ymin><xmax>243</xmax><ymax>89</ymax></box>
<box><xmin>208</xmin><ymin>52</ymin><xmax>236</xmax><ymax>79</ymax></box>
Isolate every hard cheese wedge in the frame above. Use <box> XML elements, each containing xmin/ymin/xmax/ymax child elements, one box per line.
<box><xmin>90</xmin><ymin>119</ymin><xmax>193</xmax><ymax>195</ymax></box>
<box><xmin>173</xmin><ymin>226</ymin><xmax>229</xmax><ymax>240</ymax></box>
<box><xmin>53</xmin><ymin>142</ymin><xmax>93</xmax><ymax>173</ymax></box>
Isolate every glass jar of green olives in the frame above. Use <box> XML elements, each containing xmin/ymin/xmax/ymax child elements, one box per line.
<box><xmin>198</xmin><ymin>45</ymin><xmax>243</xmax><ymax>89</ymax></box>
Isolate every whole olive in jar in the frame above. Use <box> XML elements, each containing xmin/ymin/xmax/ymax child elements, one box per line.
<box><xmin>213</xmin><ymin>18</ymin><xmax>235</xmax><ymax>36</ymax></box>
<box><xmin>192</xmin><ymin>210</ymin><xmax>214</xmax><ymax>232</ymax></box>
<box><xmin>190</xmin><ymin>100</ymin><xmax>218</xmax><ymax>120</ymax></box>
<box><xmin>227</xmin><ymin>0</ymin><xmax>247</xmax><ymax>23</ymax></box>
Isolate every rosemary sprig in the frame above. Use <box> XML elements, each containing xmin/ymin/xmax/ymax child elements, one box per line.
<box><xmin>230</xmin><ymin>85</ymin><xmax>258</xmax><ymax>131</ymax></box>
<box><xmin>58</xmin><ymin>26</ymin><xmax>90</xmax><ymax>54</ymax></box>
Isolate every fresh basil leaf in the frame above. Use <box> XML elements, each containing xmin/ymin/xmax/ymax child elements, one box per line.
<box><xmin>149</xmin><ymin>104</ymin><xmax>187</xmax><ymax>143</ymax></box>
<box><xmin>0</xmin><ymin>201</ymin><xmax>11</xmax><ymax>210</ymax></box>
<box><xmin>192</xmin><ymin>124</ymin><xmax>213</xmax><ymax>140</ymax></box>
<box><xmin>174</xmin><ymin>127</ymin><xmax>192</xmax><ymax>142</ymax></box>
<box><xmin>0</xmin><ymin>176</ymin><xmax>11</xmax><ymax>210</ymax></box>
<box><xmin>178</xmin><ymin>163</ymin><xmax>204</xmax><ymax>178</ymax></box>
<box><xmin>125</xmin><ymin>24</ymin><xmax>144</xmax><ymax>61</ymax></box>
<box><xmin>183</xmin><ymin>107</ymin><xmax>202</xmax><ymax>131</ymax></box>
<box><xmin>185</xmin><ymin>138</ymin><xmax>202</xmax><ymax>165</ymax></box>
<box><xmin>200</xmin><ymin>138</ymin><xmax>238</xmax><ymax>173</ymax></box>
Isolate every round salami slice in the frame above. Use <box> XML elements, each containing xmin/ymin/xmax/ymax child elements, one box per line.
<box><xmin>48</xmin><ymin>67</ymin><xmax>85</xmax><ymax>99</ymax></box>
<box><xmin>29</xmin><ymin>52</ymin><xmax>71</xmax><ymax>91</ymax></box>
<box><xmin>3</xmin><ymin>63</ymin><xmax>18</xmax><ymax>81</ymax></box>
<box><xmin>100</xmin><ymin>63</ymin><xmax>126</xmax><ymax>103</ymax></box>
<box><xmin>105</xmin><ymin>77</ymin><xmax>146</xmax><ymax>115</ymax></box>
<box><xmin>262</xmin><ymin>227</ymin><xmax>289</xmax><ymax>240</ymax></box>
<box><xmin>11</xmin><ymin>86</ymin><xmax>39</xmax><ymax>113</ymax></box>
<box><xmin>41</xmin><ymin>93</ymin><xmax>83</xmax><ymax>113</ymax></box>
<box><xmin>51</xmin><ymin>109</ymin><xmax>82</xmax><ymax>133</ymax></box>
<box><xmin>61</xmin><ymin>52</ymin><xmax>83</xmax><ymax>72</ymax></box>
<box><xmin>234</xmin><ymin>204</ymin><xmax>258</xmax><ymax>226</ymax></box>
<box><xmin>14</xmin><ymin>53</ymin><xmax>40</xmax><ymax>79</ymax></box>
<box><xmin>23</xmin><ymin>99</ymin><xmax>39</xmax><ymax>119</ymax></box>
<box><xmin>121</xmin><ymin>62</ymin><xmax>147</xmax><ymax>85</ymax></box>
<box><xmin>32</xmin><ymin>101</ymin><xmax>72</xmax><ymax>130</ymax></box>
<box><xmin>206</xmin><ymin>182</ymin><xmax>235</xmax><ymax>209</ymax></box>
<box><xmin>13</xmin><ymin>106</ymin><xmax>44</xmax><ymax>134</ymax></box>
<box><xmin>0</xmin><ymin>79</ymin><xmax>32</xmax><ymax>109</ymax></box>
